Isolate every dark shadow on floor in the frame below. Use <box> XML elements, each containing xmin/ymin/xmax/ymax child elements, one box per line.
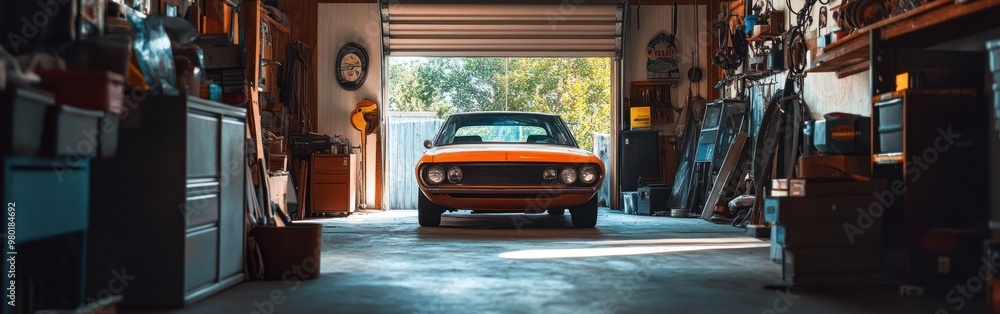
<box><xmin>414</xmin><ymin>212</ymin><xmax>607</xmax><ymax>240</ymax></box>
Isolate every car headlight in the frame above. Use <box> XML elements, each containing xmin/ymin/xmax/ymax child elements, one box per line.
<box><xmin>448</xmin><ymin>166</ymin><xmax>463</xmax><ymax>183</ymax></box>
<box><xmin>560</xmin><ymin>167</ymin><xmax>577</xmax><ymax>185</ymax></box>
<box><xmin>580</xmin><ymin>165</ymin><xmax>597</xmax><ymax>184</ymax></box>
<box><xmin>543</xmin><ymin>167</ymin><xmax>558</xmax><ymax>181</ymax></box>
<box><xmin>426</xmin><ymin>166</ymin><xmax>445</xmax><ymax>185</ymax></box>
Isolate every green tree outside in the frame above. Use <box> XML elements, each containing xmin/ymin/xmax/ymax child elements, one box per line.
<box><xmin>388</xmin><ymin>57</ymin><xmax>611</xmax><ymax>150</ymax></box>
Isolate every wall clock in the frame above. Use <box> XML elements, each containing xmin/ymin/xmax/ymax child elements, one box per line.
<box><xmin>336</xmin><ymin>43</ymin><xmax>368</xmax><ymax>91</ymax></box>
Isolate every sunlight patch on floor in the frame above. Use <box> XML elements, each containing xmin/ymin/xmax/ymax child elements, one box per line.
<box><xmin>499</xmin><ymin>243</ymin><xmax>770</xmax><ymax>260</ymax></box>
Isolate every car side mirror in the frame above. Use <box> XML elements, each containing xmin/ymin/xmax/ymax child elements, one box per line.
<box><xmin>423</xmin><ymin>140</ymin><xmax>433</xmax><ymax>149</ymax></box>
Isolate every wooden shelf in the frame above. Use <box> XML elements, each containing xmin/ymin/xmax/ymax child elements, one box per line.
<box><xmin>748</xmin><ymin>31</ymin><xmax>781</xmax><ymax>42</ymax></box>
<box><xmin>807</xmin><ymin>29</ymin><xmax>870</xmax><ymax>76</ymax></box>
<box><xmin>880</xmin><ymin>0</ymin><xmax>1000</xmax><ymax>47</ymax></box>
<box><xmin>806</xmin><ymin>0</ymin><xmax>1000</xmax><ymax>77</ymax></box>
<box><xmin>263</xmin><ymin>14</ymin><xmax>291</xmax><ymax>34</ymax></box>
<box><xmin>742</xmin><ymin>69</ymin><xmax>782</xmax><ymax>80</ymax></box>
<box><xmin>633</xmin><ymin>101</ymin><xmax>673</xmax><ymax>107</ymax></box>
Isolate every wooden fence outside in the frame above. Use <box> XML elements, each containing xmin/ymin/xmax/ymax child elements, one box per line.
<box><xmin>385</xmin><ymin>116</ymin><xmax>610</xmax><ymax>209</ymax></box>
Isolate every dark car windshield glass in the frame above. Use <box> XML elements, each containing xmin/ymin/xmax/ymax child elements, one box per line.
<box><xmin>434</xmin><ymin>113</ymin><xmax>578</xmax><ymax>147</ymax></box>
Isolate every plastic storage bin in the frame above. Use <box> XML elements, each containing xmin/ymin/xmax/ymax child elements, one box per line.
<box><xmin>1</xmin><ymin>88</ymin><xmax>53</xmax><ymax>156</ymax></box>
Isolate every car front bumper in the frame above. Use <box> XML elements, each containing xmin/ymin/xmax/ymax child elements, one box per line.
<box><xmin>420</xmin><ymin>187</ymin><xmax>597</xmax><ymax>210</ymax></box>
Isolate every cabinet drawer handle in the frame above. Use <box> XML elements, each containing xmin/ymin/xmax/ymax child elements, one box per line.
<box><xmin>12</xmin><ymin>165</ymin><xmax>85</xmax><ymax>171</ymax></box>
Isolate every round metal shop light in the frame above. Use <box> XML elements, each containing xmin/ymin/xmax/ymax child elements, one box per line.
<box><xmin>447</xmin><ymin>166</ymin><xmax>463</xmax><ymax>183</ymax></box>
<box><xmin>579</xmin><ymin>165</ymin><xmax>597</xmax><ymax>184</ymax></box>
<box><xmin>426</xmin><ymin>166</ymin><xmax>445</xmax><ymax>184</ymax></box>
<box><xmin>559</xmin><ymin>167</ymin><xmax>577</xmax><ymax>185</ymax></box>
<box><xmin>542</xmin><ymin>167</ymin><xmax>558</xmax><ymax>181</ymax></box>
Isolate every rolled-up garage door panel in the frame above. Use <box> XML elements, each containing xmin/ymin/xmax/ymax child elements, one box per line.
<box><xmin>381</xmin><ymin>1</ymin><xmax>624</xmax><ymax>58</ymax></box>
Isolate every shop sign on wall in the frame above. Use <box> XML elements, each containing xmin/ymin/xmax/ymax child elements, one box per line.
<box><xmin>646</xmin><ymin>32</ymin><xmax>680</xmax><ymax>81</ymax></box>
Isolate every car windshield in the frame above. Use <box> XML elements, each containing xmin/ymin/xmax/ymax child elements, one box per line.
<box><xmin>434</xmin><ymin>113</ymin><xmax>579</xmax><ymax>147</ymax></box>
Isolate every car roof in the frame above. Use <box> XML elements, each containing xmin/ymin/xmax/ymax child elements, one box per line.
<box><xmin>448</xmin><ymin>111</ymin><xmax>560</xmax><ymax>118</ymax></box>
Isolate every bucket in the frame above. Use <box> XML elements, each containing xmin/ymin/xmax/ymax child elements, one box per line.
<box><xmin>250</xmin><ymin>223</ymin><xmax>322</xmax><ymax>280</ymax></box>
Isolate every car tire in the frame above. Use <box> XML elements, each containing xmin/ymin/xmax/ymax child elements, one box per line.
<box><xmin>418</xmin><ymin>191</ymin><xmax>443</xmax><ymax>227</ymax></box>
<box><xmin>547</xmin><ymin>209</ymin><xmax>565</xmax><ymax>215</ymax></box>
<box><xmin>569</xmin><ymin>195</ymin><xmax>599</xmax><ymax>228</ymax></box>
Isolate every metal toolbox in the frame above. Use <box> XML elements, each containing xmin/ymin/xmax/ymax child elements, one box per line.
<box><xmin>813</xmin><ymin>116</ymin><xmax>871</xmax><ymax>155</ymax></box>
<box><xmin>636</xmin><ymin>184</ymin><xmax>671</xmax><ymax>215</ymax></box>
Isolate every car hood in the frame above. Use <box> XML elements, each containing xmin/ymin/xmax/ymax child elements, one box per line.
<box><xmin>424</xmin><ymin>143</ymin><xmax>598</xmax><ymax>164</ymax></box>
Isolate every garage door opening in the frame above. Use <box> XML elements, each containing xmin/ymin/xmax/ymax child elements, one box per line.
<box><xmin>384</xmin><ymin>57</ymin><xmax>613</xmax><ymax>209</ymax></box>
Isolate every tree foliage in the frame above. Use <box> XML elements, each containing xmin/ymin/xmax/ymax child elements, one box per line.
<box><xmin>388</xmin><ymin>57</ymin><xmax>611</xmax><ymax>150</ymax></box>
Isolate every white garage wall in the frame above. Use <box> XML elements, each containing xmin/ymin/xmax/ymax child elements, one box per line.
<box><xmin>625</xmin><ymin>5</ymin><xmax>708</xmax><ymax>135</ymax></box>
<box><xmin>735</xmin><ymin>0</ymin><xmax>872</xmax><ymax>118</ymax></box>
<box><xmin>318</xmin><ymin>3</ymin><xmax>382</xmax><ymax>209</ymax></box>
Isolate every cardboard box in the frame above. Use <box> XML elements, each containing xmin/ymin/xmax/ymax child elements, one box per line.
<box><xmin>776</xmin><ymin>222</ymin><xmax>883</xmax><ymax>248</ymax></box>
<box><xmin>784</xmin><ymin>248</ymin><xmax>885</xmax><ymax>276</ymax></box>
<box><xmin>764</xmin><ymin>195</ymin><xmax>880</xmax><ymax>224</ymax></box>
<box><xmin>269</xmin><ymin>154</ymin><xmax>288</xmax><ymax>172</ymax></box>
<box><xmin>919</xmin><ymin>228</ymin><xmax>988</xmax><ymax>254</ymax></box>
<box><xmin>771</xmin><ymin>178</ymin><xmax>887</xmax><ymax>197</ymax></box>
<box><xmin>782</xmin><ymin>272</ymin><xmax>889</xmax><ymax>286</ymax></box>
<box><xmin>797</xmin><ymin>154</ymin><xmax>871</xmax><ymax>178</ymax></box>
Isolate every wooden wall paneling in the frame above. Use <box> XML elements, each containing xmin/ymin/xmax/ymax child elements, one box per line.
<box><xmin>374</xmin><ymin>131</ymin><xmax>382</xmax><ymax>209</ymax></box>
<box><xmin>262</xmin><ymin>17</ymin><xmax>291</xmax><ymax>111</ymax></box>
<box><xmin>202</xmin><ymin>0</ymin><xmax>232</xmax><ymax>35</ymax></box>
<box><xmin>707</xmin><ymin>0</ymin><xmax>721</xmax><ymax>101</ymax></box>
<box><xmin>630</xmin><ymin>0</ymin><xmax>712</xmax><ymax>4</ymax></box>
<box><xmin>278</xmin><ymin>0</ymin><xmax>319</xmax><ymax>132</ymax></box>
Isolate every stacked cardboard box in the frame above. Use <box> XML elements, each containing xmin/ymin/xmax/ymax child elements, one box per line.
<box><xmin>765</xmin><ymin>179</ymin><xmax>889</xmax><ymax>285</ymax></box>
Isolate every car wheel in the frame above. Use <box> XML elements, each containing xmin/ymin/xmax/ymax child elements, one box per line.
<box><xmin>569</xmin><ymin>195</ymin><xmax>598</xmax><ymax>228</ymax></box>
<box><xmin>547</xmin><ymin>209</ymin><xmax>565</xmax><ymax>215</ymax></box>
<box><xmin>418</xmin><ymin>191</ymin><xmax>443</xmax><ymax>227</ymax></box>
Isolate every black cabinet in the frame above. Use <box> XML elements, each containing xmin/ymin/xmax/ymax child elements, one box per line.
<box><xmin>619</xmin><ymin>130</ymin><xmax>660</xmax><ymax>192</ymax></box>
<box><xmin>872</xmin><ymin>89</ymin><xmax>990</xmax><ymax>282</ymax></box>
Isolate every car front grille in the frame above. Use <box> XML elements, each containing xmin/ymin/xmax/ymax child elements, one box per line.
<box><xmin>422</xmin><ymin>163</ymin><xmax>597</xmax><ymax>187</ymax></box>
<box><xmin>457</xmin><ymin>164</ymin><xmax>551</xmax><ymax>186</ymax></box>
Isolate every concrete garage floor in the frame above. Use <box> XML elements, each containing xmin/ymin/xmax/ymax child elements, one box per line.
<box><xmin>164</xmin><ymin>209</ymin><xmax>983</xmax><ymax>314</ymax></box>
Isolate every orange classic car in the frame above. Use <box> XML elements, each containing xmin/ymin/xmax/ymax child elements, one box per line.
<box><xmin>415</xmin><ymin>112</ymin><xmax>604</xmax><ymax>228</ymax></box>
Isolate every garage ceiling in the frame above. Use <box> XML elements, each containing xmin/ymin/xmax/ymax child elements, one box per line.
<box><xmin>380</xmin><ymin>1</ymin><xmax>625</xmax><ymax>58</ymax></box>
